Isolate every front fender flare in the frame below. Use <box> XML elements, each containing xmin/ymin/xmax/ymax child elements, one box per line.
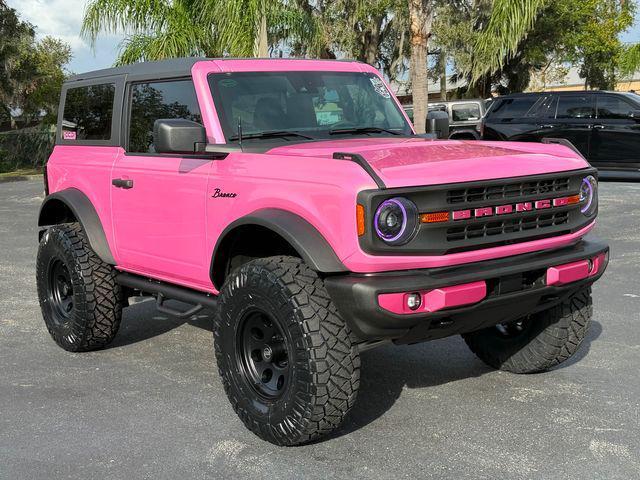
<box><xmin>212</xmin><ymin>209</ymin><xmax>348</xmax><ymax>286</ymax></box>
<box><xmin>38</xmin><ymin>188</ymin><xmax>115</xmax><ymax>265</ymax></box>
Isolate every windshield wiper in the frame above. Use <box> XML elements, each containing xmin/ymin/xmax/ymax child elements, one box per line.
<box><xmin>329</xmin><ymin>126</ymin><xmax>401</xmax><ymax>136</ymax></box>
<box><xmin>228</xmin><ymin>130</ymin><xmax>314</xmax><ymax>141</ymax></box>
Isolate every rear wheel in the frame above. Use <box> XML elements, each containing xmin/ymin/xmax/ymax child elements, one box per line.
<box><xmin>213</xmin><ymin>256</ymin><xmax>360</xmax><ymax>446</ymax></box>
<box><xmin>36</xmin><ymin>223</ymin><xmax>123</xmax><ymax>351</ymax></box>
<box><xmin>462</xmin><ymin>288</ymin><xmax>592</xmax><ymax>373</ymax></box>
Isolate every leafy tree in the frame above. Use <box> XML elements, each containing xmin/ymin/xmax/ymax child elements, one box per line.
<box><xmin>15</xmin><ymin>37</ymin><xmax>72</xmax><ymax>125</ymax></box>
<box><xmin>433</xmin><ymin>0</ymin><xmax>636</xmax><ymax>95</ymax></box>
<box><xmin>0</xmin><ymin>0</ymin><xmax>35</xmax><ymax>125</ymax></box>
<box><xmin>0</xmin><ymin>2</ymin><xmax>70</xmax><ymax>127</ymax></box>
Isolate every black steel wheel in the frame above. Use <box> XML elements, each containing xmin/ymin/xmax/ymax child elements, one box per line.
<box><xmin>47</xmin><ymin>259</ymin><xmax>74</xmax><ymax>327</ymax></box>
<box><xmin>36</xmin><ymin>223</ymin><xmax>123</xmax><ymax>351</ymax></box>
<box><xmin>237</xmin><ymin>310</ymin><xmax>290</xmax><ymax>399</ymax></box>
<box><xmin>214</xmin><ymin>256</ymin><xmax>360</xmax><ymax>446</ymax></box>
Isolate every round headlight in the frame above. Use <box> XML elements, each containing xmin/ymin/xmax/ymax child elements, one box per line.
<box><xmin>374</xmin><ymin>197</ymin><xmax>418</xmax><ymax>245</ymax></box>
<box><xmin>579</xmin><ymin>175</ymin><xmax>597</xmax><ymax>216</ymax></box>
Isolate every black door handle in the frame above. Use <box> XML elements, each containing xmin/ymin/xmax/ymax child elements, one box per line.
<box><xmin>539</xmin><ymin>124</ymin><xmax>555</xmax><ymax>129</ymax></box>
<box><xmin>112</xmin><ymin>178</ymin><xmax>133</xmax><ymax>189</ymax></box>
<box><xmin>591</xmin><ymin>124</ymin><xmax>605</xmax><ymax>130</ymax></box>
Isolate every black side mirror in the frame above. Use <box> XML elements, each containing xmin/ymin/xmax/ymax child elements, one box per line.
<box><xmin>153</xmin><ymin>119</ymin><xmax>206</xmax><ymax>154</ymax></box>
<box><xmin>426</xmin><ymin>110</ymin><xmax>450</xmax><ymax>139</ymax></box>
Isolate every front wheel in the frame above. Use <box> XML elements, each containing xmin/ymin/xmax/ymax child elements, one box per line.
<box><xmin>462</xmin><ymin>288</ymin><xmax>592</xmax><ymax>373</ymax></box>
<box><xmin>213</xmin><ymin>256</ymin><xmax>360</xmax><ymax>446</ymax></box>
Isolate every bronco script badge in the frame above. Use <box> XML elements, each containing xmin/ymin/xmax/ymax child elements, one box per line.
<box><xmin>211</xmin><ymin>188</ymin><xmax>237</xmax><ymax>198</ymax></box>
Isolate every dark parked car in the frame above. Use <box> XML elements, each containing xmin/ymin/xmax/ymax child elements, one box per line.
<box><xmin>405</xmin><ymin>99</ymin><xmax>490</xmax><ymax>139</ymax></box>
<box><xmin>482</xmin><ymin>91</ymin><xmax>640</xmax><ymax>177</ymax></box>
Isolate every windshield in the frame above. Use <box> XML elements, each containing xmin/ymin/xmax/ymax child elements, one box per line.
<box><xmin>208</xmin><ymin>71</ymin><xmax>412</xmax><ymax>141</ymax></box>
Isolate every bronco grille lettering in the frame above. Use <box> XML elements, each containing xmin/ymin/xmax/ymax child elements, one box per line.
<box><xmin>453</xmin><ymin>196</ymin><xmax>572</xmax><ymax>220</ymax></box>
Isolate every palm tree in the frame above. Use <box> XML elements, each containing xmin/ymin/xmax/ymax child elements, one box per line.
<box><xmin>81</xmin><ymin>0</ymin><xmax>318</xmax><ymax>64</ymax></box>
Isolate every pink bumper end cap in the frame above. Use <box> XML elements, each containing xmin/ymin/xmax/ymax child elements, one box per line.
<box><xmin>423</xmin><ymin>281</ymin><xmax>487</xmax><ymax>313</ymax></box>
<box><xmin>546</xmin><ymin>252</ymin><xmax>606</xmax><ymax>286</ymax></box>
<box><xmin>378</xmin><ymin>281</ymin><xmax>487</xmax><ymax>315</ymax></box>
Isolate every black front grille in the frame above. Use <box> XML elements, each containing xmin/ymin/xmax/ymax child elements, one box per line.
<box><xmin>357</xmin><ymin>169</ymin><xmax>594</xmax><ymax>256</ymax></box>
<box><xmin>446</xmin><ymin>211</ymin><xmax>569</xmax><ymax>242</ymax></box>
<box><xmin>447</xmin><ymin>177</ymin><xmax>570</xmax><ymax>204</ymax></box>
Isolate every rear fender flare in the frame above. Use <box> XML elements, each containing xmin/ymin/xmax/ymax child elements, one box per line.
<box><xmin>38</xmin><ymin>188</ymin><xmax>115</xmax><ymax>265</ymax></box>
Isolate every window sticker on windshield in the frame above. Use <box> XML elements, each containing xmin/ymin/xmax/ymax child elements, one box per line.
<box><xmin>219</xmin><ymin>79</ymin><xmax>237</xmax><ymax>88</ymax></box>
<box><xmin>369</xmin><ymin>77</ymin><xmax>390</xmax><ymax>99</ymax></box>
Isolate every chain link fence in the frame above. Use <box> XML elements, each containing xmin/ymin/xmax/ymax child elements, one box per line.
<box><xmin>0</xmin><ymin>131</ymin><xmax>55</xmax><ymax>173</ymax></box>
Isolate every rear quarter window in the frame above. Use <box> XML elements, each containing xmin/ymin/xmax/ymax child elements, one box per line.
<box><xmin>62</xmin><ymin>83</ymin><xmax>115</xmax><ymax>141</ymax></box>
<box><xmin>451</xmin><ymin>103</ymin><xmax>481</xmax><ymax>122</ymax></box>
<box><xmin>485</xmin><ymin>97</ymin><xmax>537</xmax><ymax>122</ymax></box>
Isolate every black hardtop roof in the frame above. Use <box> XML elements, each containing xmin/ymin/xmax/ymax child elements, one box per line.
<box><xmin>65</xmin><ymin>57</ymin><xmax>362</xmax><ymax>83</ymax></box>
<box><xmin>67</xmin><ymin>57</ymin><xmax>206</xmax><ymax>82</ymax></box>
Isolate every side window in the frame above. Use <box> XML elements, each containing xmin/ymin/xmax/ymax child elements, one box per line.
<box><xmin>556</xmin><ymin>95</ymin><xmax>595</xmax><ymax>119</ymax></box>
<box><xmin>525</xmin><ymin>95</ymin><xmax>557</xmax><ymax>119</ymax></box>
<box><xmin>451</xmin><ymin>103</ymin><xmax>481</xmax><ymax>122</ymax></box>
<box><xmin>62</xmin><ymin>83</ymin><xmax>115</xmax><ymax>141</ymax></box>
<box><xmin>486</xmin><ymin>97</ymin><xmax>537</xmax><ymax>122</ymax></box>
<box><xmin>128</xmin><ymin>80</ymin><xmax>202</xmax><ymax>153</ymax></box>
<box><xmin>597</xmin><ymin>96</ymin><xmax>634</xmax><ymax>119</ymax></box>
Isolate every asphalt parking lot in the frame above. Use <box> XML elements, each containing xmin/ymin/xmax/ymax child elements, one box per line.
<box><xmin>1</xmin><ymin>178</ymin><xmax>639</xmax><ymax>479</ymax></box>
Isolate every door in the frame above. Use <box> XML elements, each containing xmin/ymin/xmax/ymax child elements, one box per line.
<box><xmin>590</xmin><ymin>94</ymin><xmax>640</xmax><ymax>170</ymax></box>
<box><xmin>111</xmin><ymin>78</ymin><xmax>213</xmax><ymax>289</ymax></box>
<box><xmin>548</xmin><ymin>94</ymin><xmax>596</xmax><ymax>159</ymax></box>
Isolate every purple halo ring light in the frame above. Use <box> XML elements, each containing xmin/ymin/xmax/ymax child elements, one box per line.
<box><xmin>580</xmin><ymin>175</ymin><xmax>597</xmax><ymax>215</ymax></box>
<box><xmin>373</xmin><ymin>197</ymin><xmax>418</xmax><ymax>245</ymax></box>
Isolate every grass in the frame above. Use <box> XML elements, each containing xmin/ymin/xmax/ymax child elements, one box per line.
<box><xmin>0</xmin><ymin>168</ymin><xmax>43</xmax><ymax>181</ymax></box>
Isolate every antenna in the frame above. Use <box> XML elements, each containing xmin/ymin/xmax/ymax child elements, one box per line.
<box><xmin>237</xmin><ymin>117</ymin><xmax>243</xmax><ymax>146</ymax></box>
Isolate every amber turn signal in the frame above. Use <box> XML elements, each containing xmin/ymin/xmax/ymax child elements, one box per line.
<box><xmin>356</xmin><ymin>204</ymin><xmax>366</xmax><ymax>236</ymax></box>
<box><xmin>567</xmin><ymin>194</ymin><xmax>581</xmax><ymax>205</ymax></box>
<box><xmin>420</xmin><ymin>211</ymin><xmax>450</xmax><ymax>223</ymax></box>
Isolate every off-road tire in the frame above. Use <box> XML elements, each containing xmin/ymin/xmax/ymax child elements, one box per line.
<box><xmin>462</xmin><ymin>287</ymin><xmax>592</xmax><ymax>373</ymax></box>
<box><xmin>213</xmin><ymin>256</ymin><xmax>360</xmax><ymax>446</ymax></box>
<box><xmin>36</xmin><ymin>223</ymin><xmax>123</xmax><ymax>351</ymax></box>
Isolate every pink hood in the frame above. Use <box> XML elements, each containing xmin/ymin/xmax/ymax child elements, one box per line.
<box><xmin>266</xmin><ymin>138</ymin><xmax>590</xmax><ymax>188</ymax></box>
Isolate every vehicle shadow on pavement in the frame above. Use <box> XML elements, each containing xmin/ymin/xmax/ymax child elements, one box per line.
<box><xmin>107</xmin><ymin>300</ymin><xmax>214</xmax><ymax>349</ymax></box>
<box><xmin>322</xmin><ymin>319</ymin><xmax>603</xmax><ymax>443</ymax></box>
<box><xmin>107</xmin><ymin>300</ymin><xmax>602</xmax><ymax>441</ymax></box>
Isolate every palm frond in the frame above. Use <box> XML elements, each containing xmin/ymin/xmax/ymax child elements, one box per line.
<box><xmin>470</xmin><ymin>0</ymin><xmax>547</xmax><ymax>84</ymax></box>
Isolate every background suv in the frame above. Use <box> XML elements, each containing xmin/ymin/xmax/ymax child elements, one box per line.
<box><xmin>482</xmin><ymin>91</ymin><xmax>640</xmax><ymax>177</ymax></box>
<box><xmin>405</xmin><ymin>99</ymin><xmax>490</xmax><ymax>139</ymax></box>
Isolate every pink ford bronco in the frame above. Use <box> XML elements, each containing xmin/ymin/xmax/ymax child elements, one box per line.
<box><xmin>37</xmin><ymin>58</ymin><xmax>608</xmax><ymax>445</ymax></box>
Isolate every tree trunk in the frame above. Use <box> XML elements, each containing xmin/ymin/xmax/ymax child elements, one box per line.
<box><xmin>364</xmin><ymin>17</ymin><xmax>383</xmax><ymax>65</ymax></box>
<box><xmin>254</xmin><ymin>14</ymin><xmax>269</xmax><ymax>57</ymax></box>
<box><xmin>409</xmin><ymin>0</ymin><xmax>433</xmax><ymax>133</ymax></box>
<box><xmin>439</xmin><ymin>50</ymin><xmax>447</xmax><ymax>101</ymax></box>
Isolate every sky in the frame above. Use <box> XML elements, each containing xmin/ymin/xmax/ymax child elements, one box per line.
<box><xmin>7</xmin><ymin>0</ymin><xmax>124</xmax><ymax>74</ymax></box>
<box><xmin>7</xmin><ymin>0</ymin><xmax>640</xmax><ymax>75</ymax></box>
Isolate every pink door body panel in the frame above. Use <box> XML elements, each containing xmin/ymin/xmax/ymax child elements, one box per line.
<box><xmin>110</xmin><ymin>153</ymin><xmax>213</xmax><ymax>291</ymax></box>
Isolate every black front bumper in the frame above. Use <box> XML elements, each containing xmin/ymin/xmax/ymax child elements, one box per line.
<box><xmin>324</xmin><ymin>236</ymin><xmax>609</xmax><ymax>345</ymax></box>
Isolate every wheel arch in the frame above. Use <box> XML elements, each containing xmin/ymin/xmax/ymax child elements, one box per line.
<box><xmin>449</xmin><ymin>129</ymin><xmax>480</xmax><ymax>140</ymax></box>
<box><xmin>38</xmin><ymin>188</ymin><xmax>115</xmax><ymax>265</ymax></box>
<box><xmin>211</xmin><ymin>209</ymin><xmax>348</xmax><ymax>290</ymax></box>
